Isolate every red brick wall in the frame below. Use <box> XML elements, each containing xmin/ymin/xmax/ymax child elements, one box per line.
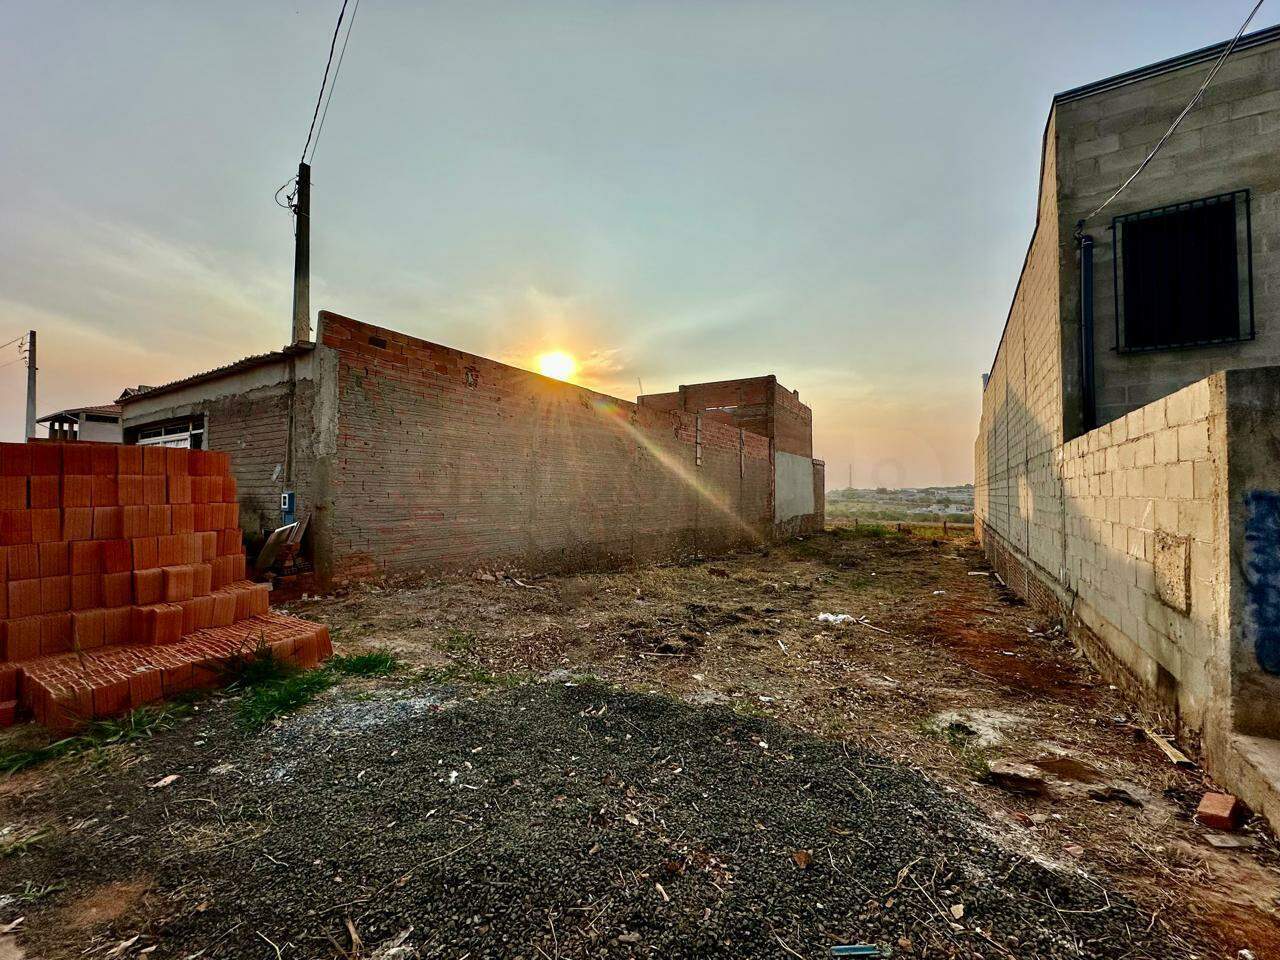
<box><xmin>317</xmin><ymin>313</ymin><xmax>774</xmax><ymax>579</ymax></box>
<box><xmin>638</xmin><ymin>376</ymin><xmax>814</xmax><ymax>458</ymax></box>
<box><xmin>770</xmin><ymin>384</ymin><xmax>813</xmax><ymax>458</ymax></box>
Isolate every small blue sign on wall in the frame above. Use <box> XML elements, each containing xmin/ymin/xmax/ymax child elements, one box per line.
<box><xmin>1244</xmin><ymin>489</ymin><xmax>1280</xmax><ymax>675</ymax></box>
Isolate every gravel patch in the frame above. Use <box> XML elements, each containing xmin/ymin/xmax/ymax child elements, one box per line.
<box><xmin>7</xmin><ymin>680</ymin><xmax>1184</xmax><ymax>958</ymax></box>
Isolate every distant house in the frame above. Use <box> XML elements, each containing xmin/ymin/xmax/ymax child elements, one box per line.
<box><xmin>36</xmin><ymin>403</ymin><xmax>123</xmax><ymax>443</ymax></box>
<box><xmin>974</xmin><ymin>26</ymin><xmax>1280</xmax><ymax>830</ymax></box>
<box><xmin>115</xmin><ymin>312</ymin><xmax>825</xmax><ymax>578</ymax></box>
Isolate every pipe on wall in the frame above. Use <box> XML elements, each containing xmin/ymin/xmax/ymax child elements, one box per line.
<box><xmin>1078</xmin><ymin>229</ymin><xmax>1097</xmax><ymax>433</ymax></box>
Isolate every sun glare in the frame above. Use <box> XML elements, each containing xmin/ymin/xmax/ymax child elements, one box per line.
<box><xmin>537</xmin><ymin>350</ymin><xmax>577</xmax><ymax>381</ymax></box>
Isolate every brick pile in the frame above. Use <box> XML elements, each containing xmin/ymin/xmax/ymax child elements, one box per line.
<box><xmin>0</xmin><ymin>442</ymin><xmax>330</xmax><ymax>730</ymax></box>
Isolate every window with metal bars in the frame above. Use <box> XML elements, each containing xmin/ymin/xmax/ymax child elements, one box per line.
<box><xmin>1112</xmin><ymin>190</ymin><xmax>1253</xmax><ymax>353</ymax></box>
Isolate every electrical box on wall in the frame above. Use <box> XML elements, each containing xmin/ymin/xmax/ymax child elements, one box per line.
<box><xmin>281</xmin><ymin>491</ymin><xmax>297</xmax><ymax>525</ymax></box>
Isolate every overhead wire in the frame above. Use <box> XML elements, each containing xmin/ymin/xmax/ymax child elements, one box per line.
<box><xmin>1078</xmin><ymin>0</ymin><xmax>1266</xmax><ymax>229</ymax></box>
<box><xmin>299</xmin><ymin>0</ymin><xmax>351</xmax><ymax>165</ymax></box>
<box><xmin>308</xmin><ymin>0</ymin><xmax>362</xmax><ymax>165</ymax></box>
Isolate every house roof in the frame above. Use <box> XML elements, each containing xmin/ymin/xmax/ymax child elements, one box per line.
<box><xmin>116</xmin><ymin>342</ymin><xmax>314</xmax><ymax>405</ymax></box>
<box><xmin>1055</xmin><ymin>23</ymin><xmax>1280</xmax><ymax>104</ymax></box>
<box><xmin>36</xmin><ymin>403</ymin><xmax>123</xmax><ymax>424</ymax></box>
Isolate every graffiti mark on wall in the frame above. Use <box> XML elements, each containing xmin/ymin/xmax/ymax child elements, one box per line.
<box><xmin>1244</xmin><ymin>490</ymin><xmax>1280</xmax><ymax>675</ymax></box>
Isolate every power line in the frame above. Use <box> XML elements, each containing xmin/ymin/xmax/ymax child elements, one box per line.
<box><xmin>0</xmin><ymin>333</ymin><xmax>26</xmax><ymax>352</ymax></box>
<box><xmin>299</xmin><ymin>0</ymin><xmax>351</xmax><ymax>165</ymax></box>
<box><xmin>1079</xmin><ymin>0</ymin><xmax>1266</xmax><ymax>228</ymax></box>
<box><xmin>309</xmin><ymin>0</ymin><xmax>362</xmax><ymax>165</ymax></box>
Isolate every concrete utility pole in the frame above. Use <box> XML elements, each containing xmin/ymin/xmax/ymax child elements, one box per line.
<box><xmin>24</xmin><ymin>330</ymin><xmax>36</xmax><ymax>440</ymax></box>
<box><xmin>291</xmin><ymin>161</ymin><xmax>311</xmax><ymax>344</ymax></box>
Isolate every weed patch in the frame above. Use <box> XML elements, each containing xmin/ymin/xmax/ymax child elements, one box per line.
<box><xmin>0</xmin><ymin>702</ymin><xmax>191</xmax><ymax>776</ymax></box>
<box><xmin>233</xmin><ymin>647</ymin><xmax>401</xmax><ymax>729</ymax></box>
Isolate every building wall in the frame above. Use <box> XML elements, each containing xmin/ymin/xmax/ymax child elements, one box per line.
<box><xmin>638</xmin><ymin>376</ymin><xmax>815</xmax><ymax>459</ymax></box>
<box><xmin>975</xmin><ymin>110</ymin><xmax>1065</xmax><ymax>581</ymax></box>
<box><xmin>315</xmin><ymin>312</ymin><xmax>791</xmax><ymax>579</ymax></box>
<box><xmin>1056</xmin><ymin>36</ymin><xmax>1280</xmax><ymax>430</ymax></box>
<box><xmin>121</xmin><ymin>354</ymin><xmax>317</xmax><ymax>549</ymax></box>
<box><xmin>775</xmin><ymin>451</ymin><xmax>816</xmax><ymax>523</ymax></box>
<box><xmin>78</xmin><ymin>417</ymin><xmax>123</xmax><ymax>443</ymax></box>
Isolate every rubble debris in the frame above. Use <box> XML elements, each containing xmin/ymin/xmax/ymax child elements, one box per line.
<box><xmin>817</xmin><ymin>613</ymin><xmax>856</xmax><ymax>624</ymax></box>
<box><xmin>1196</xmin><ymin>792</ymin><xmax>1245</xmax><ymax>831</ymax></box>
<box><xmin>984</xmin><ymin>760</ymin><xmax>1049</xmax><ymax>796</ymax></box>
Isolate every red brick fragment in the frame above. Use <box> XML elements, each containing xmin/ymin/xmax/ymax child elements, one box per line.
<box><xmin>1196</xmin><ymin>792</ymin><xmax>1245</xmax><ymax>831</ymax></box>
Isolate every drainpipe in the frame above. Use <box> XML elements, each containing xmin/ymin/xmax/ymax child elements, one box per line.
<box><xmin>1077</xmin><ymin>222</ymin><xmax>1097</xmax><ymax>434</ymax></box>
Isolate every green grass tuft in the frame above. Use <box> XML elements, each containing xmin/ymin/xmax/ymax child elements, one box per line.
<box><xmin>0</xmin><ymin>828</ymin><xmax>50</xmax><ymax>858</ymax></box>
<box><xmin>0</xmin><ymin>701</ymin><xmax>190</xmax><ymax>777</ymax></box>
<box><xmin>237</xmin><ymin>669</ymin><xmax>334</xmax><ymax>729</ymax></box>
<box><xmin>233</xmin><ymin>646</ymin><xmax>401</xmax><ymax>729</ymax></box>
<box><xmin>329</xmin><ymin>650</ymin><xmax>399</xmax><ymax>677</ymax></box>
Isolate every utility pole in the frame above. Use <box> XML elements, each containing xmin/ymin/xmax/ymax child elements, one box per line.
<box><xmin>291</xmin><ymin>161</ymin><xmax>311</xmax><ymax>344</ymax></box>
<box><xmin>24</xmin><ymin>330</ymin><xmax>36</xmax><ymax>440</ymax></box>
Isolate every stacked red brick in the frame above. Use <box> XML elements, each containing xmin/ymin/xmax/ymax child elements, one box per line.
<box><xmin>0</xmin><ymin>442</ymin><xmax>330</xmax><ymax>729</ymax></box>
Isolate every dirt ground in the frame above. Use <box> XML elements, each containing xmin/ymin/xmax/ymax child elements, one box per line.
<box><xmin>1</xmin><ymin>523</ymin><xmax>1278</xmax><ymax>958</ymax></box>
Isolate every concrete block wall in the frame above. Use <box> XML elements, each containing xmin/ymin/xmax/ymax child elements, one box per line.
<box><xmin>975</xmin><ymin>110</ymin><xmax>1065</xmax><ymax>576</ymax></box>
<box><xmin>314</xmin><ymin>312</ymin><xmax>782</xmax><ymax>579</ymax></box>
<box><xmin>1058</xmin><ymin>376</ymin><xmax>1228</xmax><ymax>729</ymax></box>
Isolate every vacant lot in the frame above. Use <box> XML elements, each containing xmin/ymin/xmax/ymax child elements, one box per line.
<box><xmin>1</xmin><ymin>525</ymin><xmax>1277</xmax><ymax>958</ymax></box>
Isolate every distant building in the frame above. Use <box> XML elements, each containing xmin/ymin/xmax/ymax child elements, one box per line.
<box><xmin>36</xmin><ymin>403</ymin><xmax>123</xmax><ymax>443</ymax></box>
<box><xmin>116</xmin><ymin>312</ymin><xmax>824</xmax><ymax>578</ymax></box>
<box><xmin>974</xmin><ymin>26</ymin><xmax>1280</xmax><ymax>829</ymax></box>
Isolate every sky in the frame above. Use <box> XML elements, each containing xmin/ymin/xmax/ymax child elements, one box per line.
<box><xmin>2</xmin><ymin>1</ymin><xmax>1274</xmax><ymax>488</ymax></box>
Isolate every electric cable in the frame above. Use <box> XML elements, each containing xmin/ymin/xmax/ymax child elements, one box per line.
<box><xmin>1079</xmin><ymin>0</ymin><xmax>1266</xmax><ymax>228</ymax></box>
<box><xmin>299</xmin><ymin>0</ymin><xmax>350</xmax><ymax>164</ymax></box>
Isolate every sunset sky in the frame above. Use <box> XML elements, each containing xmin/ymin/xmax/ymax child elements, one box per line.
<box><xmin>2</xmin><ymin>2</ymin><xmax>1272</xmax><ymax>487</ymax></box>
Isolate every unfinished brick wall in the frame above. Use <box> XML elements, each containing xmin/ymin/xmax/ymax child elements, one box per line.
<box><xmin>639</xmin><ymin>377</ymin><xmax>814</xmax><ymax>457</ymax></box>
<box><xmin>316</xmin><ymin>313</ymin><xmax>776</xmax><ymax>579</ymax></box>
<box><xmin>201</xmin><ymin>380</ymin><xmax>316</xmax><ymax>543</ymax></box>
<box><xmin>0</xmin><ymin>442</ymin><xmax>330</xmax><ymax>730</ymax></box>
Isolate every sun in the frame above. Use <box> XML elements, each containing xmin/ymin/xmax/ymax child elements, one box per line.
<box><xmin>537</xmin><ymin>350</ymin><xmax>577</xmax><ymax>381</ymax></box>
